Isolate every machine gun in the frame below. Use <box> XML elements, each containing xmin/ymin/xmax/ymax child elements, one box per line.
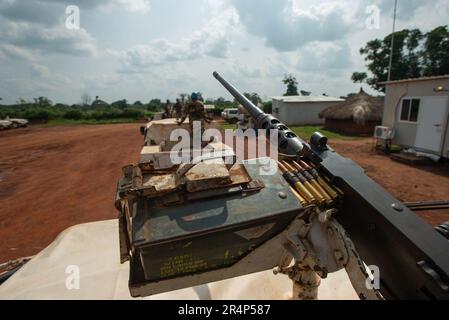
<box><xmin>117</xmin><ymin>72</ymin><xmax>449</xmax><ymax>300</ymax></box>
<box><xmin>212</xmin><ymin>71</ymin><xmax>449</xmax><ymax>299</ymax></box>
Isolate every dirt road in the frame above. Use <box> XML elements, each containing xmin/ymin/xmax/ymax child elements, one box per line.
<box><xmin>0</xmin><ymin>125</ymin><xmax>448</xmax><ymax>262</ymax></box>
<box><xmin>0</xmin><ymin>124</ymin><xmax>142</xmax><ymax>262</ymax></box>
<box><xmin>330</xmin><ymin>138</ymin><xmax>449</xmax><ymax>226</ymax></box>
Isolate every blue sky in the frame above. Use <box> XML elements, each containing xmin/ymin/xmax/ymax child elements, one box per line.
<box><xmin>0</xmin><ymin>0</ymin><xmax>448</xmax><ymax>104</ymax></box>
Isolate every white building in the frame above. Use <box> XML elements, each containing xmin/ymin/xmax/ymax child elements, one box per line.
<box><xmin>272</xmin><ymin>96</ymin><xmax>344</xmax><ymax>126</ymax></box>
<box><xmin>380</xmin><ymin>75</ymin><xmax>449</xmax><ymax>158</ymax></box>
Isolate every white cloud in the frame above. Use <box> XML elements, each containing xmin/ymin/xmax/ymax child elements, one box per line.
<box><xmin>0</xmin><ymin>0</ymin><xmax>61</xmax><ymax>26</ymax></box>
<box><xmin>230</xmin><ymin>0</ymin><xmax>354</xmax><ymax>51</ymax></box>
<box><xmin>0</xmin><ymin>20</ymin><xmax>97</xmax><ymax>56</ymax></box>
<box><xmin>119</xmin><ymin>7</ymin><xmax>239</xmax><ymax>72</ymax></box>
<box><xmin>0</xmin><ymin>44</ymin><xmax>50</xmax><ymax>77</ymax></box>
<box><xmin>297</xmin><ymin>41</ymin><xmax>352</xmax><ymax>71</ymax></box>
<box><xmin>0</xmin><ymin>0</ymin><xmax>99</xmax><ymax>57</ymax></box>
<box><xmin>113</xmin><ymin>0</ymin><xmax>151</xmax><ymax>13</ymax></box>
<box><xmin>24</xmin><ymin>0</ymin><xmax>152</xmax><ymax>13</ymax></box>
<box><xmin>0</xmin><ymin>0</ymin><xmax>447</xmax><ymax>104</ymax></box>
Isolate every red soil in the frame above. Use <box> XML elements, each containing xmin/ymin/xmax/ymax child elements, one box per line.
<box><xmin>0</xmin><ymin>125</ymin><xmax>448</xmax><ymax>263</ymax></box>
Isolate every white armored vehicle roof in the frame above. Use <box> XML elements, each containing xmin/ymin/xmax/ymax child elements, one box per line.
<box><xmin>0</xmin><ymin>220</ymin><xmax>358</xmax><ymax>300</ymax></box>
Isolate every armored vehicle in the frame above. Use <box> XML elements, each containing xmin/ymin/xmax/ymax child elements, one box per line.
<box><xmin>1</xmin><ymin>74</ymin><xmax>447</xmax><ymax>300</ymax></box>
<box><xmin>115</xmin><ymin>72</ymin><xmax>449</xmax><ymax>300</ymax></box>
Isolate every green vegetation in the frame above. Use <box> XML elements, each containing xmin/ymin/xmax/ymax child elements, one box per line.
<box><xmin>0</xmin><ymin>94</ymin><xmax>243</xmax><ymax>125</ymax></box>
<box><xmin>262</xmin><ymin>101</ymin><xmax>272</xmax><ymax>114</ymax></box>
<box><xmin>44</xmin><ymin>118</ymin><xmax>137</xmax><ymax>126</ymax></box>
<box><xmin>0</xmin><ymin>98</ymin><xmax>148</xmax><ymax>124</ymax></box>
<box><xmin>207</xmin><ymin>97</ymin><xmax>238</xmax><ymax>115</ymax></box>
<box><xmin>353</xmin><ymin>25</ymin><xmax>449</xmax><ymax>92</ymax></box>
<box><xmin>0</xmin><ymin>93</ymin><xmax>243</xmax><ymax>126</ymax></box>
<box><xmin>291</xmin><ymin>126</ymin><xmax>362</xmax><ymax>141</ymax></box>
<box><xmin>389</xmin><ymin>144</ymin><xmax>402</xmax><ymax>153</ymax></box>
<box><xmin>220</xmin><ymin>123</ymin><xmax>236</xmax><ymax>130</ymax></box>
<box><xmin>0</xmin><ymin>94</ymin><xmax>164</xmax><ymax>126</ymax></box>
<box><xmin>281</xmin><ymin>75</ymin><xmax>313</xmax><ymax>97</ymax></box>
<box><xmin>243</xmin><ymin>92</ymin><xmax>262</xmax><ymax>105</ymax></box>
<box><xmin>219</xmin><ymin>123</ymin><xmax>362</xmax><ymax>141</ymax></box>
<box><xmin>283</xmin><ymin>74</ymin><xmax>299</xmax><ymax>96</ymax></box>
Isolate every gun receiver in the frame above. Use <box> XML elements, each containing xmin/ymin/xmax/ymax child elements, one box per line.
<box><xmin>213</xmin><ymin>71</ymin><xmax>449</xmax><ymax>299</ymax></box>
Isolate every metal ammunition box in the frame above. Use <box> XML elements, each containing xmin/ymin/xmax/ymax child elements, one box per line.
<box><xmin>120</xmin><ymin>160</ymin><xmax>303</xmax><ymax>296</ymax></box>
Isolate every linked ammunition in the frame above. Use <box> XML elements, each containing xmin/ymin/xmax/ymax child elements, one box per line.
<box><xmin>297</xmin><ymin>160</ymin><xmax>339</xmax><ymax>199</ymax></box>
<box><xmin>291</xmin><ymin>161</ymin><xmax>333</xmax><ymax>203</ymax></box>
<box><xmin>277</xmin><ymin>162</ymin><xmax>315</xmax><ymax>205</ymax></box>
<box><xmin>281</xmin><ymin>161</ymin><xmax>327</xmax><ymax>205</ymax></box>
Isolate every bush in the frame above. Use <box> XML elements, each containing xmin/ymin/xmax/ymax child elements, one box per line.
<box><xmin>91</xmin><ymin>109</ymin><xmax>120</xmax><ymax>120</ymax></box>
<box><xmin>1</xmin><ymin>101</ymin><xmax>148</xmax><ymax>123</ymax></box>
<box><xmin>263</xmin><ymin>101</ymin><xmax>272</xmax><ymax>114</ymax></box>
<box><xmin>63</xmin><ymin>109</ymin><xmax>84</xmax><ymax>120</ymax></box>
<box><xmin>121</xmin><ymin>108</ymin><xmax>144</xmax><ymax>119</ymax></box>
<box><xmin>23</xmin><ymin>108</ymin><xmax>60</xmax><ymax>121</ymax></box>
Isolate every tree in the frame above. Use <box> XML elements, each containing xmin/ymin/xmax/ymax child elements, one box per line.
<box><xmin>215</xmin><ymin>97</ymin><xmax>225</xmax><ymax>105</ymax></box>
<box><xmin>406</xmin><ymin>29</ymin><xmax>424</xmax><ymax>78</ymax></box>
<box><xmin>263</xmin><ymin>101</ymin><xmax>272</xmax><ymax>114</ymax></box>
<box><xmin>353</xmin><ymin>29</ymin><xmax>423</xmax><ymax>91</ymax></box>
<box><xmin>214</xmin><ymin>97</ymin><xmax>236</xmax><ymax>110</ymax></box>
<box><xmin>54</xmin><ymin>103</ymin><xmax>69</xmax><ymax>108</ymax></box>
<box><xmin>111</xmin><ymin>99</ymin><xmax>127</xmax><ymax>109</ymax></box>
<box><xmin>81</xmin><ymin>93</ymin><xmax>92</xmax><ymax>106</ymax></box>
<box><xmin>282</xmin><ymin>74</ymin><xmax>299</xmax><ymax>96</ymax></box>
<box><xmin>148</xmin><ymin>99</ymin><xmax>162</xmax><ymax>112</ymax></box>
<box><xmin>422</xmin><ymin>26</ymin><xmax>449</xmax><ymax>76</ymax></box>
<box><xmin>353</xmin><ymin>26</ymin><xmax>449</xmax><ymax>92</ymax></box>
<box><xmin>243</xmin><ymin>92</ymin><xmax>262</xmax><ymax>105</ymax></box>
<box><xmin>34</xmin><ymin>96</ymin><xmax>52</xmax><ymax>107</ymax></box>
<box><xmin>351</xmin><ymin>72</ymin><xmax>368</xmax><ymax>83</ymax></box>
<box><xmin>17</xmin><ymin>98</ymin><xmax>28</xmax><ymax>105</ymax></box>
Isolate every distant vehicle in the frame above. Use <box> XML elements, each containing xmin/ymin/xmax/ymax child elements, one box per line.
<box><xmin>0</xmin><ymin>118</ymin><xmax>28</xmax><ymax>130</ymax></box>
<box><xmin>221</xmin><ymin>108</ymin><xmax>239</xmax><ymax>123</ymax></box>
<box><xmin>8</xmin><ymin>118</ymin><xmax>28</xmax><ymax>128</ymax></box>
<box><xmin>0</xmin><ymin>120</ymin><xmax>12</xmax><ymax>130</ymax></box>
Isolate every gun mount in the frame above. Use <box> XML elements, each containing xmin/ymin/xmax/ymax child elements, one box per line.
<box><xmin>115</xmin><ymin>72</ymin><xmax>449</xmax><ymax>300</ymax></box>
<box><xmin>212</xmin><ymin>71</ymin><xmax>449</xmax><ymax>299</ymax></box>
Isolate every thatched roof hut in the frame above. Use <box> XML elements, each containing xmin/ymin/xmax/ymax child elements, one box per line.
<box><xmin>319</xmin><ymin>88</ymin><xmax>384</xmax><ymax>135</ymax></box>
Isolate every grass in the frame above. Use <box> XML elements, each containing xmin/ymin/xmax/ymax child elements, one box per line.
<box><xmin>219</xmin><ymin>123</ymin><xmax>362</xmax><ymax>141</ymax></box>
<box><xmin>220</xmin><ymin>123</ymin><xmax>236</xmax><ymax>130</ymax></box>
<box><xmin>290</xmin><ymin>125</ymin><xmax>362</xmax><ymax>141</ymax></box>
<box><xmin>43</xmin><ymin>118</ymin><xmax>138</xmax><ymax>126</ymax></box>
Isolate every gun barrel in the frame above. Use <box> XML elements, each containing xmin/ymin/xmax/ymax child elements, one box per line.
<box><xmin>213</xmin><ymin>71</ymin><xmax>306</xmax><ymax>156</ymax></box>
<box><xmin>213</xmin><ymin>71</ymin><xmax>264</xmax><ymax>119</ymax></box>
